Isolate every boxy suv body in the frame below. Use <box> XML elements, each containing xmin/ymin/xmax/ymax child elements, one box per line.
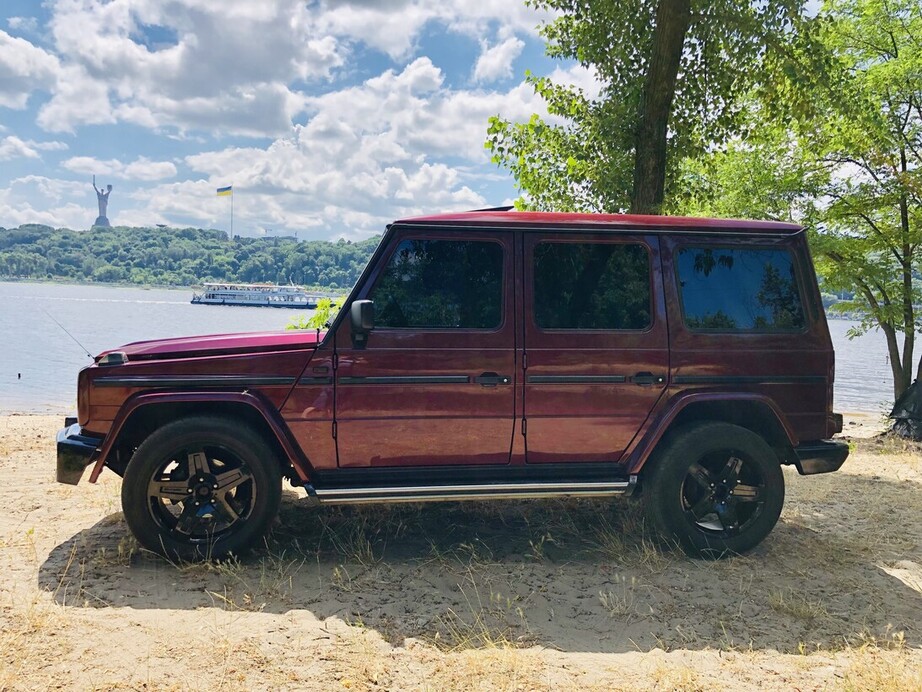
<box><xmin>57</xmin><ymin>211</ymin><xmax>848</xmax><ymax>559</ymax></box>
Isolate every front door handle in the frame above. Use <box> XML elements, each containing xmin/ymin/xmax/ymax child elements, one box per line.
<box><xmin>475</xmin><ymin>372</ymin><xmax>511</xmax><ymax>386</ymax></box>
<box><xmin>632</xmin><ymin>372</ymin><xmax>665</xmax><ymax>386</ymax></box>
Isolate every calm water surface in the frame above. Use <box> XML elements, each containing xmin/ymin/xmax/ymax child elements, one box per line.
<box><xmin>0</xmin><ymin>282</ymin><xmax>307</xmax><ymax>414</ymax></box>
<box><xmin>0</xmin><ymin>281</ymin><xmax>894</xmax><ymax>415</ymax></box>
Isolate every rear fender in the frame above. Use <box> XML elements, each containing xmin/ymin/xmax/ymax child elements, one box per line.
<box><xmin>625</xmin><ymin>392</ymin><xmax>797</xmax><ymax>475</ymax></box>
<box><xmin>87</xmin><ymin>390</ymin><xmax>312</xmax><ymax>483</ymax></box>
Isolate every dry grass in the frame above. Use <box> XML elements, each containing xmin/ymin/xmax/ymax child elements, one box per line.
<box><xmin>1</xmin><ymin>415</ymin><xmax>922</xmax><ymax>690</ymax></box>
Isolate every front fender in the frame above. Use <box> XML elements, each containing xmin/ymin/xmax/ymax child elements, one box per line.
<box><xmin>87</xmin><ymin>390</ymin><xmax>311</xmax><ymax>483</ymax></box>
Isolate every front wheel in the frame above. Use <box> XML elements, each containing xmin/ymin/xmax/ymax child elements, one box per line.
<box><xmin>121</xmin><ymin>416</ymin><xmax>282</xmax><ymax>561</ymax></box>
<box><xmin>643</xmin><ymin>422</ymin><xmax>784</xmax><ymax>558</ymax></box>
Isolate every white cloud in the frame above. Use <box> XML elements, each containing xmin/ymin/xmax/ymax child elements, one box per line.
<box><xmin>0</xmin><ymin>136</ymin><xmax>68</xmax><ymax>161</ymax></box>
<box><xmin>1</xmin><ymin>0</ymin><xmax>562</xmax><ymax>140</ymax></box>
<box><xmin>10</xmin><ymin>56</ymin><xmax>583</xmax><ymax>236</ymax></box>
<box><xmin>37</xmin><ymin>64</ymin><xmax>116</xmax><ymax>132</ymax></box>
<box><xmin>0</xmin><ymin>1</ymin><xmax>583</xmax><ymax>236</ymax></box>
<box><xmin>0</xmin><ymin>137</ymin><xmax>40</xmax><ymax>161</ymax></box>
<box><xmin>0</xmin><ymin>176</ymin><xmax>88</xmax><ymax>229</ymax></box>
<box><xmin>36</xmin><ymin>0</ymin><xmax>344</xmax><ymax>136</ymax></box>
<box><xmin>0</xmin><ymin>30</ymin><xmax>60</xmax><ymax>108</ymax></box>
<box><xmin>314</xmin><ymin>0</ymin><xmax>553</xmax><ymax>60</ymax></box>
<box><xmin>473</xmin><ymin>36</ymin><xmax>525</xmax><ymax>83</ymax></box>
<box><xmin>62</xmin><ymin>155</ymin><xmax>177</xmax><ymax>181</ymax></box>
<box><xmin>7</xmin><ymin>17</ymin><xmax>40</xmax><ymax>35</ymax></box>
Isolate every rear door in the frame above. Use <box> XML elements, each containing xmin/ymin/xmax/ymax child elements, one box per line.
<box><xmin>333</xmin><ymin>228</ymin><xmax>516</xmax><ymax>467</ymax></box>
<box><xmin>522</xmin><ymin>232</ymin><xmax>668</xmax><ymax>463</ymax></box>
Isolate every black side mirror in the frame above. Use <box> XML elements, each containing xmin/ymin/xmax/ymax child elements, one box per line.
<box><xmin>350</xmin><ymin>299</ymin><xmax>374</xmax><ymax>348</ymax></box>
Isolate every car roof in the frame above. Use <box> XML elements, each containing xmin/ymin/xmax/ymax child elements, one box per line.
<box><xmin>397</xmin><ymin>210</ymin><xmax>802</xmax><ymax>235</ymax></box>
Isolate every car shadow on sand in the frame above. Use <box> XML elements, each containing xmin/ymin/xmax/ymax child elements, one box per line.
<box><xmin>39</xmin><ymin>471</ymin><xmax>922</xmax><ymax>654</ymax></box>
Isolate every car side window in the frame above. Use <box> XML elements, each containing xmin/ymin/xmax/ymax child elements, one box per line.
<box><xmin>676</xmin><ymin>247</ymin><xmax>805</xmax><ymax>331</ymax></box>
<box><xmin>533</xmin><ymin>242</ymin><xmax>651</xmax><ymax>330</ymax></box>
<box><xmin>370</xmin><ymin>238</ymin><xmax>503</xmax><ymax>329</ymax></box>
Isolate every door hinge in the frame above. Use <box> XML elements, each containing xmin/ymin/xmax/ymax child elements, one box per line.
<box><xmin>521</xmin><ymin>418</ymin><xmax>527</xmax><ymax>436</ymax></box>
<box><xmin>333</xmin><ymin>352</ymin><xmax>339</xmax><ymax>370</ymax></box>
<box><xmin>332</xmin><ymin>421</ymin><xmax>338</xmax><ymax>439</ymax></box>
<box><xmin>522</xmin><ymin>351</ymin><xmax>528</xmax><ymax>370</ymax></box>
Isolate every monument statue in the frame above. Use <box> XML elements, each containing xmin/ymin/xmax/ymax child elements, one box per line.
<box><xmin>92</xmin><ymin>175</ymin><xmax>113</xmax><ymax>227</ymax></box>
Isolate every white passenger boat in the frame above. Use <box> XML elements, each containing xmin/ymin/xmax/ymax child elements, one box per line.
<box><xmin>191</xmin><ymin>283</ymin><xmax>330</xmax><ymax>308</ymax></box>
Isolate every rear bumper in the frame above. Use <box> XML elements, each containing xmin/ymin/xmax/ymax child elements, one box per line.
<box><xmin>793</xmin><ymin>439</ymin><xmax>849</xmax><ymax>475</ymax></box>
<box><xmin>56</xmin><ymin>422</ymin><xmax>102</xmax><ymax>485</ymax></box>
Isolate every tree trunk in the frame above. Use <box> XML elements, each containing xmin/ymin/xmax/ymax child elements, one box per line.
<box><xmin>883</xmin><ymin>323</ymin><xmax>909</xmax><ymax>401</ymax></box>
<box><xmin>630</xmin><ymin>0</ymin><xmax>691</xmax><ymax>215</ymax></box>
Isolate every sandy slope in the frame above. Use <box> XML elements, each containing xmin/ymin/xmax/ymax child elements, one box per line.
<box><xmin>1</xmin><ymin>413</ymin><xmax>921</xmax><ymax>691</ymax></box>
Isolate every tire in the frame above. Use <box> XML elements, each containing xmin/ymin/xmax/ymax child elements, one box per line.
<box><xmin>121</xmin><ymin>416</ymin><xmax>282</xmax><ymax>561</ymax></box>
<box><xmin>643</xmin><ymin>421</ymin><xmax>784</xmax><ymax>559</ymax></box>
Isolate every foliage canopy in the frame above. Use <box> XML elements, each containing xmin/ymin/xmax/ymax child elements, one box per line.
<box><xmin>486</xmin><ymin>0</ymin><xmax>808</xmax><ymax>214</ymax></box>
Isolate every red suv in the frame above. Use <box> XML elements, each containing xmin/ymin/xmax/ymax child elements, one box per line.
<box><xmin>57</xmin><ymin>211</ymin><xmax>847</xmax><ymax>559</ymax></box>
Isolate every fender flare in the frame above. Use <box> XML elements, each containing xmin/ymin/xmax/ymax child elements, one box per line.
<box><xmin>88</xmin><ymin>390</ymin><xmax>312</xmax><ymax>483</ymax></box>
<box><xmin>624</xmin><ymin>391</ymin><xmax>797</xmax><ymax>476</ymax></box>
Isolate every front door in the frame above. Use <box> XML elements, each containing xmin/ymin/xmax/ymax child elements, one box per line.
<box><xmin>334</xmin><ymin>229</ymin><xmax>516</xmax><ymax>467</ymax></box>
<box><xmin>523</xmin><ymin>232</ymin><xmax>668</xmax><ymax>463</ymax></box>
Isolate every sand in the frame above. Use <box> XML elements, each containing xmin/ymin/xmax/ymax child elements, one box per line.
<box><xmin>1</xmin><ymin>413</ymin><xmax>920</xmax><ymax>690</ymax></box>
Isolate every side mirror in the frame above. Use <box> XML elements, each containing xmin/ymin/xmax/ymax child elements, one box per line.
<box><xmin>350</xmin><ymin>299</ymin><xmax>374</xmax><ymax>348</ymax></box>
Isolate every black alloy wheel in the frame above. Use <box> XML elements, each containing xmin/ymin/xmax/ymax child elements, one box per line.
<box><xmin>121</xmin><ymin>416</ymin><xmax>282</xmax><ymax>561</ymax></box>
<box><xmin>644</xmin><ymin>421</ymin><xmax>785</xmax><ymax>558</ymax></box>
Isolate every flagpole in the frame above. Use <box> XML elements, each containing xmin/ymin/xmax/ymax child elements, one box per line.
<box><xmin>231</xmin><ymin>190</ymin><xmax>234</xmax><ymax>237</ymax></box>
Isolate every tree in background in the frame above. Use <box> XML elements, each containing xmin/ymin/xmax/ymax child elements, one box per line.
<box><xmin>486</xmin><ymin>0</ymin><xmax>807</xmax><ymax>214</ymax></box>
<box><xmin>675</xmin><ymin>0</ymin><xmax>922</xmax><ymax>402</ymax></box>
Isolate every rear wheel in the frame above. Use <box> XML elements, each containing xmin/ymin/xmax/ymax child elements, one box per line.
<box><xmin>643</xmin><ymin>422</ymin><xmax>784</xmax><ymax>558</ymax></box>
<box><xmin>121</xmin><ymin>416</ymin><xmax>282</xmax><ymax>561</ymax></box>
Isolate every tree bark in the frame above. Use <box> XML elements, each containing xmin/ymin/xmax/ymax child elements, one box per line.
<box><xmin>630</xmin><ymin>0</ymin><xmax>691</xmax><ymax>215</ymax></box>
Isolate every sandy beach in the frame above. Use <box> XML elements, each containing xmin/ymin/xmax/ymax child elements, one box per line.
<box><xmin>1</xmin><ymin>412</ymin><xmax>920</xmax><ymax>690</ymax></box>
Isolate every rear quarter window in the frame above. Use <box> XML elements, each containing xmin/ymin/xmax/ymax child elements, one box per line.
<box><xmin>676</xmin><ymin>247</ymin><xmax>805</xmax><ymax>332</ymax></box>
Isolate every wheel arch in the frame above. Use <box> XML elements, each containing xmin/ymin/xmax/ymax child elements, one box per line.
<box><xmin>626</xmin><ymin>393</ymin><xmax>797</xmax><ymax>476</ymax></box>
<box><xmin>88</xmin><ymin>391</ymin><xmax>312</xmax><ymax>484</ymax></box>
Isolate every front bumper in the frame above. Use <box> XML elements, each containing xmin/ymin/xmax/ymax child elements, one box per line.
<box><xmin>793</xmin><ymin>439</ymin><xmax>849</xmax><ymax>475</ymax></box>
<box><xmin>56</xmin><ymin>422</ymin><xmax>102</xmax><ymax>485</ymax></box>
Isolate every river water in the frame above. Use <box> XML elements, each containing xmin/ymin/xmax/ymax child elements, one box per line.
<box><xmin>0</xmin><ymin>281</ymin><xmax>895</xmax><ymax>416</ymax></box>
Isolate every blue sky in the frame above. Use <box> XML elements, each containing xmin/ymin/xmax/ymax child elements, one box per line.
<box><xmin>0</xmin><ymin>1</ymin><xmax>594</xmax><ymax>240</ymax></box>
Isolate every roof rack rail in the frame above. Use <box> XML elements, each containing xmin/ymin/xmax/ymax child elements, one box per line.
<box><xmin>469</xmin><ymin>205</ymin><xmax>514</xmax><ymax>212</ymax></box>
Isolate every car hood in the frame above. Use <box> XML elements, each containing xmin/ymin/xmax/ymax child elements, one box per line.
<box><xmin>97</xmin><ymin>330</ymin><xmax>324</xmax><ymax>362</ymax></box>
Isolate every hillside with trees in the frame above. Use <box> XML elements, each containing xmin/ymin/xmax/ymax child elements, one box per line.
<box><xmin>0</xmin><ymin>225</ymin><xmax>380</xmax><ymax>290</ymax></box>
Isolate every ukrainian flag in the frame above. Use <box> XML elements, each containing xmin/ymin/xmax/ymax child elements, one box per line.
<box><xmin>216</xmin><ymin>185</ymin><xmax>233</xmax><ymax>196</ymax></box>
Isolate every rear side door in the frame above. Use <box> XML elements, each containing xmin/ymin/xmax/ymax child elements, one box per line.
<box><xmin>522</xmin><ymin>232</ymin><xmax>668</xmax><ymax>463</ymax></box>
<box><xmin>333</xmin><ymin>228</ymin><xmax>516</xmax><ymax>467</ymax></box>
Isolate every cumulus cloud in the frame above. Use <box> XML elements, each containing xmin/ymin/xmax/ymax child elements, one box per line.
<box><xmin>314</xmin><ymin>0</ymin><xmax>552</xmax><ymax>60</ymax></box>
<box><xmin>31</xmin><ymin>0</ymin><xmax>344</xmax><ymax>136</ymax></box>
<box><xmin>0</xmin><ymin>176</ymin><xmax>89</xmax><ymax>228</ymax></box>
<box><xmin>7</xmin><ymin>17</ymin><xmax>40</xmax><ymax>35</ymax></box>
<box><xmin>0</xmin><ymin>30</ymin><xmax>60</xmax><ymax>108</ymax></box>
<box><xmin>0</xmin><ymin>136</ymin><xmax>68</xmax><ymax>161</ymax></box>
<box><xmin>166</xmin><ymin>58</ymin><xmax>572</xmax><ymax>236</ymax></box>
<box><xmin>0</xmin><ymin>137</ymin><xmax>40</xmax><ymax>161</ymax></box>
<box><xmin>473</xmin><ymin>36</ymin><xmax>525</xmax><ymax>83</ymax></box>
<box><xmin>0</xmin><ymin>0</ymin><xmax>583</xmax><ymax>237</ymax></box>
<box><xmin>61</xmin><ymin>156</ymin><xmax>177</xmax><ymax>181</ymax></box>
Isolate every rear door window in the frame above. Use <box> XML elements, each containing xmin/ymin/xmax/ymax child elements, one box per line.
<box><xmin>676</xmin><ymin>247</ymin><xmax>805</xmax><ymax>331</ymax></box>
<box><xmin>533</xmin><ymin>242</ymin><xmax>651</xmax><ymax>330</ymax></box>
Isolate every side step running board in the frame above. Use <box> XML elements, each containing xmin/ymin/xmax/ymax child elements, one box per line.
<box><xmin>307</xmin><ymin>478</ymin><xmax>637</xmax><ymax>505</ymax></box>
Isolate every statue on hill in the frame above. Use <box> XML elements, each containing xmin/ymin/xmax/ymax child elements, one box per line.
<box><xmin>92</xmin><ymin>175</ymin><xmax>113</xmax><ymax>227</ymax></box>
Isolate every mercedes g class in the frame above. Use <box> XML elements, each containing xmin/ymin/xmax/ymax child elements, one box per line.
<box><xmin>57</xmin><ymin>210</ymin><xmax>848</xmax><ymax>559</ymax></box>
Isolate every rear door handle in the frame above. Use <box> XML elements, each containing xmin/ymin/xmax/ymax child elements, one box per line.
<box><xmin>632</xmin><ymin>372</ymin><xmax>665</xmax><ymax>386</ymax></box>
<box><xmin>475</xmin><ymin>372</ymin><xmax>511</xmax><ymax>386</ymax></box>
